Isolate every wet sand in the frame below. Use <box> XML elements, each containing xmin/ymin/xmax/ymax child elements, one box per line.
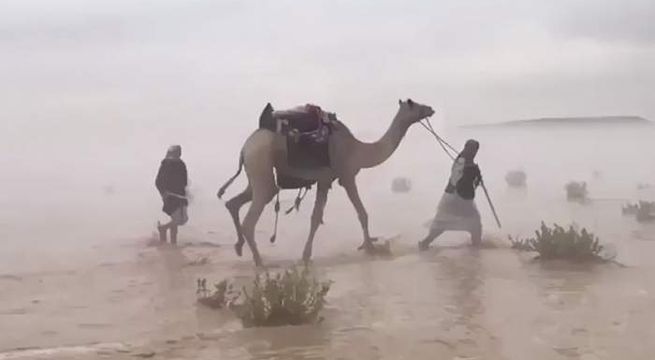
<box><xmin>2</xmin><ymin>191</ymin><xmax>655</xmax><ymax>360</ymax></box>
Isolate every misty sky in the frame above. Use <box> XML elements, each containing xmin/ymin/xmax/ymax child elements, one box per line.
<box><xmin>1</xmin><ymin>0</ymin><xmax>654</xmax><ymax>162</ymax></box>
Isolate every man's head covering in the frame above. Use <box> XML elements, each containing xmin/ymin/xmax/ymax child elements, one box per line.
<box><xmin>166</xmin><ymin>145</ymin><xmax>182</xmax><ymax>159</ymax></box>
<box><xmin>464</xmin><ymin>139</ymin><xmax>479</xmax><ymax>151</ymax></box>
<box><xmin>458</xmin><ymin>139</ymin><xmax>479</xmax><ymax>161</ymax></box>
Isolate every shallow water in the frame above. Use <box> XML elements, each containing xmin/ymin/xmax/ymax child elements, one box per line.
<box><xmin>2</xmin><ymin>124</ymin><xmax>655</xmax><ymax>359</ymax></box>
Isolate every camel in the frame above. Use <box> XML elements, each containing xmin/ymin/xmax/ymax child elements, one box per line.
<box><xmin>218</xmin><ymin>99</ymin><xmax>435</xmax><ymax>266</ymax></box>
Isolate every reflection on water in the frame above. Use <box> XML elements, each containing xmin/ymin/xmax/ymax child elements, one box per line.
<box><xmin>438</xmin><ymin>250</ymin><xmax>485</xmax><ymax>332</ymax></box>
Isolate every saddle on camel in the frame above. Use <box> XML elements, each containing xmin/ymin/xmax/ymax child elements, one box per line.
<box><xmin>258</xmin><ymin>102</ymin><xmax>337</xmax><ymax>190</ymax></box>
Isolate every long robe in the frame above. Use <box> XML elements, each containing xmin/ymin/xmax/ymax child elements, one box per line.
<box><xmin>431</xmin><ymin>157</ymin><xmax>482</xmax><ymax>232</ymax></box>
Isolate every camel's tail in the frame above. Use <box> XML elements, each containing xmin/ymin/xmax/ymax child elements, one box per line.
<box><xmin>217</xmin><ymin>153</ymin><xmax>244</xmax><ymax>199</ymax></box>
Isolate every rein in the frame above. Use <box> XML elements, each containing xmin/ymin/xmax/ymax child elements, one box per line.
<box><xmin>420</xmin><ymin>117</ymin><xmax>457</xmax><ymax>160</ymax></box>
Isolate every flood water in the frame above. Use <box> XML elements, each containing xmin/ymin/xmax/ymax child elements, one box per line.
<box><xmin>1</xmin><ymin>121</ymin><xmax>655</xmax><ymax>360</ymax></box>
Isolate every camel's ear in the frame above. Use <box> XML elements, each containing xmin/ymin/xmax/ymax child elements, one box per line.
<box><xmin>407</xmin><ymin>99</ymin><xmax>414</xmax><ymax>107</ymax></box>
<box><xmin>398</xmin><ymin>99</ymin><xmax>402</xmax><ymax>106</ymax></box>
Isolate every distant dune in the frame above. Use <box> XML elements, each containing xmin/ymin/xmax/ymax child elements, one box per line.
<box><xmin>463</xmin><ymin>116</ymin><xmax>653</xmax><ymax>128</ymax></box>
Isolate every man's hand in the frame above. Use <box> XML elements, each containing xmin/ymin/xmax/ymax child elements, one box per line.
<box><xmin>474</xmin><ymin>165</ymin><xmax>483</xmax><ymax>187</ymax></box>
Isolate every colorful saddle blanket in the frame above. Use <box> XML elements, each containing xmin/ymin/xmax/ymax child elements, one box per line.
<box><xmin>258</xmin><ymin>103</ymin><xmax>335</xmax><ymax>173</ymax></box>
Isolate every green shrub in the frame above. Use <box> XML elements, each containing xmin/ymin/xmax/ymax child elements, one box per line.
<box><xmin>510</xmin><ymin>222</ymin><xmax>608</xmax><ymax>261</ymax></box>
<box><xmin>236</xmin><ymin>267</ymin><xmax>331</xmax><ymax>327</ymax></box>
<box><xmin>509</xmin><ymin>236</ymin><xmax>533</xmax><ymax>251</ymax></box>
<box><xmin>565</xmin><ymin>181</ymin><xmax>587</xmax><ymax>201</ymax></box>
<box><xmin>505</xmin><ymin>170</ymin><xmax>527</xmax><ymax>188</ymax></box>
<box><xmin>623</xmin><ymin>201</ymin><xmax>655</xmax><ymax>222</ymax></box>
<box><xmin>198</xmin><ymin>267</ymin><xmax>331</xmax><ymax>327</ymax></box>
<box><xmin>197</xmin><ymin>279</ymin><xmax>237</xmax><ymax>309</ymax></box>
<box><xmin>622</xmin><ymin>202</ymin><xmax>639</xmax><ymax>215</ymax></box>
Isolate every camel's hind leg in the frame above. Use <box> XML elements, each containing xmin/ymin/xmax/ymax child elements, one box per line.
<box><xmin>241</xmin><ymin>155</ymin><xmax>277</xmax><ymax>267</ymax></box>
<box><xmin>241</xmin><ymin>188</ymin><xmax>277</xmax><ymax>267</ymax></box>
<box><xmin>225</xmin><ymin>186</ymin><xmax>252</xmax><ymax>257</ymax></box>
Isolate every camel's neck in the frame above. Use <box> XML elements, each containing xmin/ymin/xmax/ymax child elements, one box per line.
<box><xmin>357</xmin><ymin>114</ymin><xmax>409</xmax><ymax>169</ymax></box>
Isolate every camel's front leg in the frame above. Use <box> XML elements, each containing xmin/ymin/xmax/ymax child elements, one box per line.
<box><xmin>302</xmin><ymin>182</ymin><xmax>331</xmax><ymax>262</ymax></box>
<box><xmin>225</xmin><ymin>186</ymin><xmax>252</xmax><ymax>257</ymax></box>
<box><xmin>341</xmin><ymin>177</ymin><xmax>377</xmax><ymax>251</ymax></box>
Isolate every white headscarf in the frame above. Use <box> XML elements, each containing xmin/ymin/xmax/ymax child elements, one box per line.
<box><xmin>166</xmin><ymin>145</ymin><xmax>182</xmax><ymax>159</ymax></box>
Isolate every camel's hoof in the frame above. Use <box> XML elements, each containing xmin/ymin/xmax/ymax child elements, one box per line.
<box><xmin>357</xmin><ymin>241</ymin><xmax>375</xmax><ymax>252</ymax></box>
<box><xmin>418</xmin><ymin>240</ymin><xmax>429</xmax><ymax>252</ymax></box>
<box><xmin>357</xmin><ymin>236</ymin><xmax>379</xmax><ymax>251</ymax></box>
<box><xmin>234</xmin><ymin>243</ymin><xmax>243</xmax><ymax>257</ymax></box>
<box><xmin>302</xmin><ymin>245</ymin><xmax>312</xmax><ymax>262</ymax></box>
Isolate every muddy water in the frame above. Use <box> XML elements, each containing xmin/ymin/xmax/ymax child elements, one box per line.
<box><xmin>2</xmin><ymin>125</ymin><xmax>655</xmax><ymax>359</ymax></box>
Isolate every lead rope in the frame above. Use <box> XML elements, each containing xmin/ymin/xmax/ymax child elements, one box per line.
<box><xmin>285</xmin><ymin>186</ymin><xmax>310</xmax><ymax>215</ymax></box>
<box><xmin>270</xmin><ymin>192</ymin><xmax>280</xmax><ymax>243</ymax></box>
<box><xmin>420</xmin><ymin>118</ymin><xmax>457</xmax><ymax>160</ymax></box>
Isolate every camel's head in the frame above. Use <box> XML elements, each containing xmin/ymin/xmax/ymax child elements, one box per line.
<box><xmin>397</xmin><ymin>99</ymin><xmax>435</xmax><ymax>125</ymax></box>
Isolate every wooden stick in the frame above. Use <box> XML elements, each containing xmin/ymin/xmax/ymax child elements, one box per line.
<box><xmin>481</xmin><ymin>181</ymin><xmax>502</xmax><ymax>229</ymax></box>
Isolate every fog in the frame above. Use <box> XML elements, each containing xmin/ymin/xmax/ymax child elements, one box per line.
<box><xmin>1</xmin><ymin>1</ymin><xmax>655</xmax><ymax>358</ymax></box>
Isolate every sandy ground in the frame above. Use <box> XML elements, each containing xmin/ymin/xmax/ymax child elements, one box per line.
<box><xmin>2</xmin><ymin>189</ymin><xmax>655</xmax><ymax>360</ymax></box>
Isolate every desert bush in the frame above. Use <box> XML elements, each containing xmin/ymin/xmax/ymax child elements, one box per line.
<box><xmin>622</xmin><ymin>201</ymin><xmax>655</xmax><ymax>222</ymax></box>
<box><xmin>636</xmin><ymin>203</ymin><xmax>655</xmax><ymax>222</ymax></box>
<box><xmin>565</xmin><ymin>181</ymin><xmax>588</xmax><ymax>201</ymax></box>
<box><xmin>236</xmin><ymin>267</ymin><xmax>331</xmax><ymax>327</ymax></box>
<box><xmin>505</xmin><ymin>170</ymin><xmax>527</xmax><ymax>188</ymax></box>
<box><xmin>391</xmin><ymin>177</ymin><xmax>412</xmax><ymax>193</ymax></box>
<box><xmin>197</xmin><ymin>279</ymin><xmax>237</xmax><ymax>309</ymax></box>
<box><xmin>509</xmin><ymin>236</ymin><xmax>533</xmax><ymax>251</ymax></box>
<box><xmin>509</xmin><ymin>222</ymin><xmax>609</xmax><ymax>261</ymax></box>
<box><xmin>622</xmin><ymin>203</ymin><xmax>639</xmax><ymax>215</ymax></box>
<box><xmin>198</xmin><ymin>267</ymin><xmax>331</xmax><ymax>327</ymax></box>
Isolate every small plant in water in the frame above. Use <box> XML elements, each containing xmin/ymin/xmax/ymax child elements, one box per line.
<box><xmin>509</xmin><ymin>222</ymin><xmax>610</xmax><ymax>262</ymax></box>
<box><xmin>235</xmin><ymin>267</ymin><xmax>331</xmax><ymax>327</ymax></box>
<box><xmin>623</xmin><ymin>201</ymin><xmax>655</xmax><ymax>222</ymax></box>
<box><xmin>509</xmin><ymin>235</ymin><xmax>533</xmax><ymax>251</ymax></box>
<box><xmin>622</xmin><ymin>202</ymin><xmax>639</xmax><ymax>216</ymax></box>
<box><xmin>391</xmin><ymin>177</ymin><xmax>412</xmax><ymax>193</ymax></box>
<box><xmin>505</xmin><ymin>170</ymin><xmax>527</xmax><ymax>188</ymax></box>
<box><xmin>198</xmin><ymin>267</ymin><xmax>332</xmax><ymax>327</ymax></box>
<box><xmin>565</xmin><ymin>181</ymin><xmax>588</xmax><ymax>201</ymax></box>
